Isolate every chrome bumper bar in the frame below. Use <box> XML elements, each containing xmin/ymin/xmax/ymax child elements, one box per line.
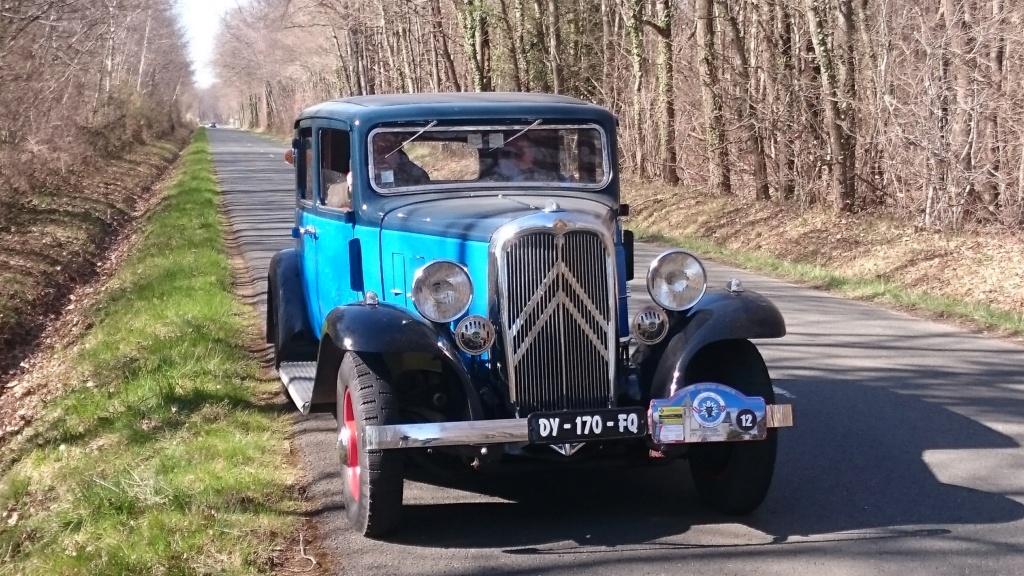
<box><xmin>363</xmin><ymin>404</ymin><xmax>793</xmax><ymax>450</ymax></box>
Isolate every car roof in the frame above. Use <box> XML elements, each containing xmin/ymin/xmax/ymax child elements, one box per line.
<box><xmin>296</xmin><ymin>92</ymin><xmax>614</xmax><ymax>128</ymax></box>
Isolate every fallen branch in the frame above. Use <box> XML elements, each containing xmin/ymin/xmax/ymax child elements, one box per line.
<box><xmin>277</xmin><ymin>532</ymin><xmax>317</xmax><ymax>573</ymax></box>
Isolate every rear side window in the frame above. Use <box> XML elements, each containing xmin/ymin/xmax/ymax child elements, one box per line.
<box><xmin>318</xmin><ymin>128</ymin><xmax>351</xmax><ymax>210</ymax></box>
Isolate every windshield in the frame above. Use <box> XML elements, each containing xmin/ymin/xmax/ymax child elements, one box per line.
<box><xmin>367</xmin><ymin>124</ymin><xmax>610</xmax><ymax>194</ymax></box>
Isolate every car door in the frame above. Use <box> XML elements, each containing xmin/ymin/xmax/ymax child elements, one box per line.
<box><xmin>309</xmin><ymin>121</ymin><xmax>358</xmax><ymax>322</ymax></box>
<box><xmin>292</xmin><ymin>125</ymin><xmax>321</xmax><ymax>334</ymax></box>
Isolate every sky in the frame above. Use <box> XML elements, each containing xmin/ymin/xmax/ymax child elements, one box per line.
<box><xmin>174</xmin><ymin>0</ymin><xmax>244</xmax><ymax>89</ymax></box>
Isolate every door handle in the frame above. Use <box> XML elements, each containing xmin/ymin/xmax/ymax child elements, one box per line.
<box><xmin>298</xmin><ymin>225</ymin><xmax>318</xmax><ymax>239</ymax></box>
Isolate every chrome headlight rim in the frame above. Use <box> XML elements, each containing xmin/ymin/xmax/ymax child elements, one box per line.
<box><xmin>411</xmin><ymin>260</ymin><xmax>474</xmax><ymax>323</ymax></box>
<box><xmin>646</xmin><ymin>249</ymin><xmax>707</xmax><ymax>312</ymax></box>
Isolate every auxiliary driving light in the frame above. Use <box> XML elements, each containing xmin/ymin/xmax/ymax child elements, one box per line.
<box><xmin>454</xmin><ymin>315</ymin><xmax>495</xmax><ymax>355</ymax></box>
<box><xmin>632</xmin><ymin>306</ymin><xmax>670</xmax><ymax>345</ymax></box>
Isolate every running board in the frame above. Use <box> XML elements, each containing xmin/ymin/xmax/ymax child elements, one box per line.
<box><xmin>278</xmin><ymin>361</ymin><xmax>316</xmax><ymax>414</ymax></box>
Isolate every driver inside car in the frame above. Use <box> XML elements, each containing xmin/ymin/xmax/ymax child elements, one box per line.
<box><xmin>491</xmin><ymin>134</ymin><xmax>559</xmax><ymax>183</ymax></box>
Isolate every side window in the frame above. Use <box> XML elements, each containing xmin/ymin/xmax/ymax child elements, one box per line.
<box><xmin>297</xmin><ymin>127</ymin><xmax>312</xmax><ymax>200</ymax></box>
<box><xmin>319</xmin><ymin>128</ymin><xmax>351</xmax><ymax>210</ymax></box>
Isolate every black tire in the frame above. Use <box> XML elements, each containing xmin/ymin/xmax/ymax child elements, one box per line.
<box><xmin>686</xmin><ymin>340</ymin><xmax>777</xmax><ymax>516</ymax></box>
<box><xmin>337</xmin><ymin>353</ymin><xmax>404</xmax><ymax>537</ymax></box>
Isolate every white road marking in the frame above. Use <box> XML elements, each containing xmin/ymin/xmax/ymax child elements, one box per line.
<box><xmin>773</xmin><ymin>386</ymin><xmax>796</xmax><ymax>399</ymax></box>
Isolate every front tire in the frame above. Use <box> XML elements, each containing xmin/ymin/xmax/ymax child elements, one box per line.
<box><xmin>686</xmin><ymin>340</ymin><xmax>777</xmax><ymax>516</ymax></box>
<box><xmin>337</xmin><ymin>353</ymin><xmax>404</xmax><ymax>537</ymax></box>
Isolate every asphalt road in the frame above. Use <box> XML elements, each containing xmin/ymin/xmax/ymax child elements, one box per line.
<box><xmin>211</xmin><ymin>127</ymin><xmax>1024</xmax><ymax>576</ymax></box>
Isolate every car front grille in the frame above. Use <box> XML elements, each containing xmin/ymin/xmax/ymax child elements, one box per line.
<box><xmin>497</xmin><ymin>227</ymin><xmax>615</xmax><ymax>415</ymax></box>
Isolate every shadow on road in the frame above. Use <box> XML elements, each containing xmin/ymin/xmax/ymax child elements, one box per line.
<box><xmin>305</xmin><ymin>374</ymin><xmax>1024</xmax><ymax>551</ymax></box>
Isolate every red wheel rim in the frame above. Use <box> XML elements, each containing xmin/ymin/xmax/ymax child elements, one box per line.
<box><xmin>342</xmin><ymin>388</ymin><xmax>360</xmax><ymax>500</ymax></box>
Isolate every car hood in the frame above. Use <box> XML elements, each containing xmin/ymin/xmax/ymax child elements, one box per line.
<box><xmin>379</xmin><ymin>194</ymin><xmax>616</xmax><ymax>242</ymax></box>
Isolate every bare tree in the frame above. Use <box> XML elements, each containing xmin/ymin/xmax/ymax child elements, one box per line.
<box><xmin>203</xmin><ymin>0</ymin><xmax>1024</xmax><ymax>228</ymax></box>
<box><xmin>696</xmin><ymin>0</ymin><xmax>731</xmax><ymax>195</ymax></box>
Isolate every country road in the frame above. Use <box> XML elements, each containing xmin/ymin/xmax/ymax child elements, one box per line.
<box><xmin>212</xmin><ymin>127</ymin><xmax>1024</xmax><ymax>576</ymax></box>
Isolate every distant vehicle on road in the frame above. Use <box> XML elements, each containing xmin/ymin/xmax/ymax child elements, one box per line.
<box><xmin>265</xmin><ymin>92</ymin><xmax>793</xmax><ymax>538</ymax></box>
<box><xmin>208</xmin><ymin>122</ymin><xmax>217</xmax><ymax>128</ymax></box>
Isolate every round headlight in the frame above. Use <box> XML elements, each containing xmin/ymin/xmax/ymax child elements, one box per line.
<box><xmin>412</xmin><ymin>260</ymin><xmax>473</xmax><ymax>323</ymax></box>
<box><xmin>646</xmin><ymin>250</ymin><xmax>707</xmax><ymax>311</ymax></box>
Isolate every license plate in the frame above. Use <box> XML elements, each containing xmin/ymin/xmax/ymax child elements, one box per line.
<box><xmin>527</xmin><ymin>407</ymin><xmax>648</xmax><ymax>444</ymax></box>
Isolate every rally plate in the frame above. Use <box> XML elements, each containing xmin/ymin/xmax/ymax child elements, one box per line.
<box><xmin>649</xmin><ymin>382</ymin><xmax>770</xmax><ymax>444</ymax></box>
<box><xmin>527</xmin><ymin>407</ymin><xmax>647</xmax><ymax>444</ymax></box>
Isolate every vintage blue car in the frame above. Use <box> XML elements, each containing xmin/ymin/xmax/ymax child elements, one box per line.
<box><xmin>266</xmin><ymin>93</ymin><xmax>793</xmax><ymax>538</ymax></box>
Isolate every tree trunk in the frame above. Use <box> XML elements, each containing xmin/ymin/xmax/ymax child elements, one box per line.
<box><xmin>940</xmin><ymin>0</ymin><xmax>978</xmax><ymax>227</ymax></box>
<box><xmin>626</xmin><ymin>0</ymin><xmax>648</xmax><ymax>178</ymax></box>
<box><xmin>853</xmin><ymin>0</ymin><xmax>886</xmax><ymax>204</ymax></box>
<box><xmin>653</xmin><ymin>0</ymin><xmax>678</xmax><ymax>184</ymax></box>
<box><xmin>496</xmin><ymin>0</ymin><xmax>524</xmax><ymax>91</ymax></box>
<box><xmin>980</xmin><ymin>0</ymin><xmax>1005</xmax><ymax>218</ymax></box>
<box><xmin>399</xmin><ymin>16</ymin><xmax>416</xmax><ymax>93</ymax></box>
<box><xmin>546</xmin><ymin>0</ymin><xmax>563</xmax><ymax>93</ymax></box>
<box><xmin>432</xmin><ymin>0</ymin><xmax>462</xmax><ymax>91</ymax></box>
<box><xmin>600</xmin><ymin>0</ymin><xmax>612</xmax><ymax>99</ymax></box>
<box><xmin>765</xmin><ymin>0</ymin><xmax>797</xmax><ymax>200</ymax></box>
<box><xmin>456</xmin><ymin>0</ymin><xmax>493</xmax><ymax>91</ymax></box>
<box><xmin>135</xmin><ymin>9</ymin><xmax>151</xmax><ymax>92</ymax></box>
<box><xmin>696</xmin><ymin>0</ymin><xmax>731</xmax><ymax>195</ymax></box>
<box><xmin>331</xmin><ymin>26</ymin><xmax>353</xmax><ymax>96</ymax></box>
<box><xmin>804</xmin><ymin>0</ymin><xmax>856</xmax><ymax>211</ymax></box>
<box><xmin>429</xmin><ymin>29</ymin><xmax>441</xmax><ymax>92</ymax></box>
<box><xmin>720</xmin><ymin>0</ymin><xmax>769</xmax><ymax>199</ymax></box>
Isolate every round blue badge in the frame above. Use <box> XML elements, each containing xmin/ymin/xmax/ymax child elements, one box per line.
<box><xmin>692</xmin><ymin>391</ymin><xmax>727</xmax><ymax>427</ymax></box>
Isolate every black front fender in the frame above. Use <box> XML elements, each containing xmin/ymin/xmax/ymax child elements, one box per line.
<box><xmin>308</xmin><ymin>302</ymin><xmax>483</xmax><ymax>418</ymax></box>
<box><xmin>640</xmin><ymin>288</ymin><xmax>785</xmax><ymax>401</ymax></box>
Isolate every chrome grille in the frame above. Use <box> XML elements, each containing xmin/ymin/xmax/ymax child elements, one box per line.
<box><xmin>497</xmin><ymin>227</ymin><xmax>615</xmax><ymax>415</ymax></box>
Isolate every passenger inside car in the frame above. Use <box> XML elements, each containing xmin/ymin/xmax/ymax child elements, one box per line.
<box><xmin>371</xmin><ymin>132</ymin><xmax>430</xmax><ymax>188</ymax></box>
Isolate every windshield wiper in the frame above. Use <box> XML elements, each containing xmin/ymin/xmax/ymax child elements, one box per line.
<box><xmin>497</xmin><ymin>195</ymin><xmax>539</xmax><ymax>210</ymax></box>
<box><xmin>384</xmin><ymin>120</ymin><xmax>438</xmax><ymax>159</ymax></box>
<box><xmin>489</xmin><ymin>119</ymin><xmax>543</xmax><ymax>151</ymax></box>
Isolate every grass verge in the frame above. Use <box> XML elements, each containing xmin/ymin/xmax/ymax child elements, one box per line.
<box><xmin>0</xmin><ymin>129</ymin><xmax>301</xmax><ymax>574</ymax></box>
<box><xmin>631</xmin><ymin>227</ymin><xmax>1024</xmax><ymax>338</ymax></box>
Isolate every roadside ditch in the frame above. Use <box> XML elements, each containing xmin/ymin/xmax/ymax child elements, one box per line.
<box><xmin>0</xmin><ymin>130</ymin><xmax>305</xmax><ymax>575</ymax></box>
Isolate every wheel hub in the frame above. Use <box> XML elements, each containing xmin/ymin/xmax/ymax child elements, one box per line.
<box><xmin>340</xmin><ymin>388</ymin><xmax>360</xmax><ymax>500</ymax></box>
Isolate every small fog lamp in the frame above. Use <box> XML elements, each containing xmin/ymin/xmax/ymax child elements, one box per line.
<box><xmin>454</xmin><ymin>315</ymin><xmax>495</xmax><ymax>355</ymax></box>
<box><xmin>632</xmin><ymin>306</ymin><xmax>670</xmax><ymax>345</ymax></box>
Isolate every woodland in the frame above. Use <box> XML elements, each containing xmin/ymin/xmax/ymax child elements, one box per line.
<box><xmin>210</xmin><ymin>0</ymin><xmax>1024</xmax><ymax>230</ymax></box>
<box><xmin>1</xmin><ymin>0</ymin><xmax>192</xmax><ymax>183</ymax></box>
<box><xmin>0</xmin><ymin>0</ymin><xmax>192</xmax><ymax>375</ymax></box>
<box><xmin>1</xmin><ymin>0</ymin><xmax>1022</xmax><ymax>370</ymax></box>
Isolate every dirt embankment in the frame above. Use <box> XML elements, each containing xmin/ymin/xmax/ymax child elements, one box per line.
<box><xmin>626</xmin><ymin>183</ymin><xmax>1024</xmax><ymax>319</ymax></box>
<box><xmin>0</xmin><ymin>132</ymin><xmax>190</xmax><ymax>382</ymax></box>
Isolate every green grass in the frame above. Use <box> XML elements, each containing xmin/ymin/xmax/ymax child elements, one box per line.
<box><xmin>0</xmin><ymin>129</ymin><xmax>301</xmax><ymax>575</ymax></box>
<box><xmin>632</xmin><ymin>227</ymin><xmax>1024</xmax><ymax>338</ymax></box>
